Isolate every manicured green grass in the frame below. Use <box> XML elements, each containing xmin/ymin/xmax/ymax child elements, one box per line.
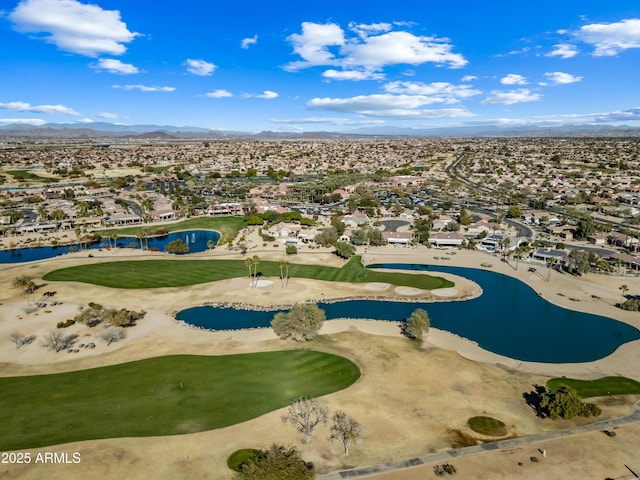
<box><xmin>7</xmin><ymin>169</ymin><xmax>59</xmax><ymax>183</ymax></box>
<box><xmin>43</xmin><ymin>256</ymin><xmax>453</xmax><ymax>290</ymax></box>
<box><xmin>0</xmin><ymin>350</ymin><xmax>360</xmax><ymax>451</ymax></box>
<box><xmin>546</xmin><ymin>377</ymin><xmax>640</xmax><ymax>398</ymax></box>
<box><xmin>96</xmin><ymin>216</ymin><xmax>245</xmax><ymax>242</ymax></box>
<box><xmin>227</xmin><ymin>449</ymin><xmax>261</xmax><ymax>471</ymax></box>
<box><xmin>467</xmin><ymin>416</ymin><xmax>507</xmax><ymax>436</ymax></box>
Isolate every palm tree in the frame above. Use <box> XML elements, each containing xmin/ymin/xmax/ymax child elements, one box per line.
<box><xmin>284</xmin><ymin>261</ymin><xmax>291</xmax><ymax>287</ymax></box>
<box><xmin>244</xmin><ymin>257</ymin><xmax>255</xmax><ymax>287</ymax></box>
<box><xmin>136</xmin><ymin>230</ymin><xmax>145</xmax><ymax>250</ymax></box>
<box><xmin>251</xmin><ymin>255</ymin><xmax>261</xmax><ymax>287</ymax></box>
<box><xmin>279</xmin><ymin>261</ymin><xmax>286</xmax><ymax>288</ymax></box>
<box><xmin>207</xmin><ymin>239</ymin><xmax>214</xmax><ymax>251</ymax></box>
<box><xmin>619</xmin><ymin>284</ymin><xmax>629</xmax><ymax>307</ymax></box>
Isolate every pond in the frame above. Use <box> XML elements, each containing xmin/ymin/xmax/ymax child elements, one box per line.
<box><xmin>0</xmin><ymin>229</ymin><xmax>220</xmax><ymax>264</ymax></box>
<box><xmin>175</xmin><ymin>264</ymin><xmax>640</xmax><ymax>364</ymax></box>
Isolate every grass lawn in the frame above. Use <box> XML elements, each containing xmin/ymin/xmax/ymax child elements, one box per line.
<box><xmin>0</xmin><ymin>350</ymin><xmax>360</xmax><ymax>451</ymax></box>
<box><xmin>6</xmin><ymin>169</ymin><xmax>59</xmax><ymax>183</ymax></box>
<box><xmin>43</xmin><ymin>256</ymin><xmax>454</xmax><ymax>290</ymax></box>
<box><xmin>546</xmin><ymin>376</ymin><xmax>640</xmax><ymax>398</ymax></box>
<box><xmin>96</xmin><ymin>216</ymin><xmax>245</xmax><ymax>242</ymax></box>
<box><xmin>467</xmin><ymin>416</ymin><xmax>507</xmax><ymax>436</ymax></box>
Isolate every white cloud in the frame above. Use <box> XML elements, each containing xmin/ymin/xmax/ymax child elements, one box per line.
<box><xmin>341</xmin><ymin>31</ymin><xmax>467</xmax><ymax>69</ymax></box>
<box><xmin>544</xmin><ymin>71</ymin><xmax>583</xmax><ymax>84</ymax></box>
<box><xmin>0</xmin><ymin>118</ymin><xmax>46</xmax><ymax>125</ymax></box>
<box><xmin>307</xmin><ymin>94</ymin><xmax>474</xmax><ymax>118</ymax></box>
<box><xmin>205</xmin><ymin>89</ymin><xmax>233</xmax><ymax>98</ymax></box>
<box><xmin>9</xmin><ymin>0</ymin><xmax>139</xmax><ymax>57</ymax></box>
<box><xmin>284</xmin><ymin>21</ymin><xmax>466</xmax><ymax>75</ymax></box>
<box><xmin>270</xmin><ymin>117</ymin><xmax>385</xmax><ymax>126</ymax></box>
<box><xmin>241</xmin><ymin>34</ymin><xmax>258</xmax><ymax>49</ymax></box>
<box><xmin>112</xmin><ymin>84</ymin><xmax>175</xmax><ymax>92</ymax></box>
<box><xmin>546</xmin><ymin>43</ymin><xmax>578</xmax><ymax>59</ymax></box>
<box><xmin>348</xmin><ymin>22</ymin><xmax>392</xmax><ymax>38</ymax></box>
<box><xmin>383</xmin><ymin>81</ymin><xmax>481</xmax><ymax>102</ymax></box>
<box><xmin>481</xmin><ymin>89</ymin><xmax>541</xmax><ymax>105</ymax></box>
<box><xmin>185</xmin><ymin>59</ymin><xmax>216</xmax><ymax>76</ymax></box>
<box><xmin>322</xmin><ymin>69</ymin><xmax>384</xmax><ymax>81</ymax></box>
<box><xmin>97</xmin><ymin>112</ymin><xmax>119</xmax><ymax>119</ymax></box>
<box><xmin>0</xmin><ymin>101</ymin><xmax>79</xmax><ymax>115</ymax></box>
<box><xmin>500</xmin><ymin>74</ymin><xmax>527</xmax><ymax>85</ymax></box>
<box><xmin>284</xmin><ymin>22</ymin><xmax>345</xmax><ymax>71</ymax></box>
<box><xmin>91</xmin><ymin>58</ymin><xmax>139</xmax><ymax>75</ymax></box>
<box><xmin>576</xmin><ymin>18</ymin><xmax>640</xmax><ymax>56</ymax></box>
<box><xmin>461</xmin><ymin>75</ymin><xmax>477</xmax><ymax>82</ymax></box>
<box><xmin>255</xmin><ymin>90</ymin><xmax>279</xmax><ymax>99</ymax></box>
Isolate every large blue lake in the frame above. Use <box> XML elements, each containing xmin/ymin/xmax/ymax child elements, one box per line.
<box><xmin>0</xmin><ymin>230</ymin><xmax>219</xmax><ymax>264</ymax></box>
<box><xmin>176</xmin><ymin>264</ymin><xmax>640</xmax><ymax>364</ymax></box>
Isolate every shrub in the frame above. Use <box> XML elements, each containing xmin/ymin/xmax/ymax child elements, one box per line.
<box><xmin>56</xmin><ymin>319</ymin><xmax>76</xmax><ymax>328</ymax></box>
<box><xmin>286</xmin><ymin>244</ymin><xmax>298</xmax><ymax>255</ymax></box>
<box><xmin>271</xmin><ymin>303</ymin><xmax>325</xmax><ymax>341</ymax></box>
<box><xmin>621</xmin><ymin>299</ymin><xmax>640</xmax><ymax>311</ymax></box>
<box><xmin>233</xmin><ymin>444</ymin><xmax>314</xmax><ymax>480</ymax></box>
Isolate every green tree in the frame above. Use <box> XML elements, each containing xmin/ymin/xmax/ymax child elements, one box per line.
<box><xmin>619</xmin><ymin>284</ymin><xmax>629</xmax><ymax>306</ymax></box>
<box><xmin>271</xmin><ymin>303</ymin><xmax>326</xmax><ymax>341</ymax></box>
<box><xmin>314</xmin><ymin>227</ymin><xmax>338</xmax><ymax>247</ymax></box>
<box><xmin>286</xmin><ymin>244</ymin><xmax>298</xmax><ymax>255</ymax></box>
<box><xmin>537</xmin><ymin>385</ymin><xmax>601</xmax><ymax>420</ymax></box>
<box><xmin>403</xmin><ymin>308</ymin><xmax>430</xmax><ymax>339</ymax></box>
<box><xmin>566</xmin><ymin>249</ymin><xmax>590</xmax><ymax>275</ymax></box>
<box><xmin>234</xmin><ymin>444</ymin><xmax>315</xmax><ymax>480</ymax></box>
<box><xmin>329</xmin><ymin>411</ymin><xmax>363</xmax><ymax>456</ymax></box>
<box><xmin>334</xmin><ymin>241</ymin><xmax>356</xmax><ymax>259</ymax></box>
<box><xmin>458</xmin><ymin>208</ymin><xmax>472</xmax><ymax>226</ymax></box>
<box><xmin>507</xmin><ymin>205</ymin><xmax>522</xmax><ymax>218</ymax></box>
<box><xmin>575</xmin><ymin>215</ymin><xmax>596</xmax><ymax>239</ymax></box>
<box><xmin>349</xmin><ymin>228</ymin><xmax>368</xmax><ymax>246</ymax></box>
<box><xmin>164</xmin><ymin>239</ymin><xmax>189</xmax><ymax>254</ymax></box>
<box><xmin>413</xmin><ymin>217</ymin><xmax>432</xmax><ymax>245</ymax></box>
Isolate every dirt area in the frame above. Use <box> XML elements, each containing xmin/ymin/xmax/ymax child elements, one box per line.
<box><xmin>1</xmin><ymin>245</ymin><xmax>640</xmax><ymax>479</ymax></box>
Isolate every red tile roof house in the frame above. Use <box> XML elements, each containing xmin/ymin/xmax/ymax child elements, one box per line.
<box><xmin>265</xmin><ymin>222</ymin><xmax>302</xmax><ymax>239</ymax></box>
<box><xmin>428</xmin><ymin>232</ymin><xmax>465</xmax><ymax>248</ymax></box>
<box><xmin>381</xmin><ymin>231</ymin><xmax>412</xmax><ymax>245</ymax></box>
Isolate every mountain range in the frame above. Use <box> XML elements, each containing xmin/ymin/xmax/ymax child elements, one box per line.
<box><xmin>1</xmin><ymin>122</ymin><xmax>640</xmax><ymax>139</ymax></box>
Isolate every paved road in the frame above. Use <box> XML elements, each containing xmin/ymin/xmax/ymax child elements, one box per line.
<box><xmin>319</xmin><ymin>401</ymin><xmax>640</xmax><ymax>479</ymax></box>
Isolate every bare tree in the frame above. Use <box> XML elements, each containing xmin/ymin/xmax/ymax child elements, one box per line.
<box><xmin>98</xmin><ymin>327</ymin><xmax>126</xmax><ymax>346</ymax></box>
<box><xmin>329</xmin><ymin>411</ymin><xmax>363</xmax><ymax>456</ymax></box>
<box><xmin>9</xmin><ymin>332</ymin><xmax>36</xmax><ymax>349</ymax></box>
<box><xmin>41</xmin><ymin>331</ymin><xmax>77</xmax><ymax>353</ymax></box>
<box><xmin>281</xmin><ymin>398</ymin><xmax>329</xmax><ymax>443</ymax></box>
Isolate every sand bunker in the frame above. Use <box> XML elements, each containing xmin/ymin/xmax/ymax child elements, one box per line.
<box><xmin>365</xmin><ymin>282</ymin><xmax>391</xmax><ymax>291</ymax></box>
<box><xmin>394</xmin><ymin>286</ymin><xmax>423</xmax><ymax>296</ymax></box>
<box><xmin>431</xmin><ymin>287</ymin><xmax>459</xmax><ymax>297</ymax></box>
<box><xmin>251</xmin><ymin>280</ymin><xmax>273</xmax><ymax>288</ymax></box>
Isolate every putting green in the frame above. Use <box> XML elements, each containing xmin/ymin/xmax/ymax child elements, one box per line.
<box><xmin>43</xmin><ymin>256</ymin><xmax>453</xmax><ymax>290</ymax></box>
<box><xmin>0</xmin><ymin>350</ymin><xmax>360</xmax><ymax>451</ymax></box>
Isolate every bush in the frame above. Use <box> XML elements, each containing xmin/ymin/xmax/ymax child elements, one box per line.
<box><xmin>286</xmin><ymin>244</ymin><xmax>298</xmax><ymax>255</ymax></box>
<box><xmin>621</xmin><ymin>299</ymin><xmax>640</xmax><ymax>311</ymax></box>
<box><xmin>536</xmin><ymin>385</ymin><xmax>601</xmax><ymax>419</ymax></box>
<box><xmin>56</xmin><ymin>319</ymin><xmax>76</xmax><ymax>329</ymax></box>
<box><xmin>233</xmin><ymin>444</ymin><xmax>314</xmax><ymax>480</ymax></box>
<box><xmin>271</xmin><ymin>303</ymin><xmax>325</xmax><ymax>341</ymax></box>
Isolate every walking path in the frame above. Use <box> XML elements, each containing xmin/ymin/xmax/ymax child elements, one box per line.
<box><xmin>319</xmin><ymin>401</ymin><xmax>640</xmax><ymax>479</ymax></box>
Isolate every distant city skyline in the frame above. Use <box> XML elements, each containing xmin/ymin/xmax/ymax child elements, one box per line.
<box><xmin>1</xmin><ymin>0</ymin><xmax>640</xmax><ymax>132</ymax></box>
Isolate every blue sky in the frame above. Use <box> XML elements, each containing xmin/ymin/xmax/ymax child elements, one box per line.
<box><xmin>1</xmin><ymin>0</ymin><xmax>640</xmax><ymax>132</ymax></box>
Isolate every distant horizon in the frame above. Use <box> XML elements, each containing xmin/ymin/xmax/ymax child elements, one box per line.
<box><xmin>2</xmin><ymin>1</ymin><xmax>640</xmax><ymax>132</ymax></box>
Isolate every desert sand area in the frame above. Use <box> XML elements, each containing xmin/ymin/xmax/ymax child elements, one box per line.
<box><xmin>1</xmin><ymin>244</ymin><xmax>640</xmax><ymax>480</ymax></box>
